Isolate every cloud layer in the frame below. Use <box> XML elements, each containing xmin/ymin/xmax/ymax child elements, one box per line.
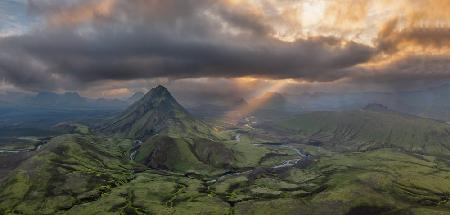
<box><xmin>0</xmin><ymin>0</ymin><xmax>449</xmax><ymax>94</ymax></box>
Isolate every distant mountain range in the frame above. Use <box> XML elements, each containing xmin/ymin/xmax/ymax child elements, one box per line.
<box><xmin>0</xmin><ymin>91</ymin><xmax>144</xmax><ymax>110</ymax></box>
<box><xmin>3</xmin><ymin>81</ymin><xmax>450</xmax><ymax>121</ymax></box>
<box><xmin>284</xmin><ymin>83</ymin><xmax>450</xmax><ymax>121</ymax></box>
<box><xmin>180</xmin><ymin>96</ymin><xmax>247</xmax><ymax>119</ymax></box>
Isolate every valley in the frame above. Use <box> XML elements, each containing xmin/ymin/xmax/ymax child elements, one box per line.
<box><xmin>1</xmin><ymin>86</ymin><xmax>450</xmax><ymax>215</ymax></box>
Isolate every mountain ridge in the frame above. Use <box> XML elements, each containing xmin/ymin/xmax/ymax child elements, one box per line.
<box><xmin>278</xmin><ymin>109</ymin><xmax>450</xmax><ymax>154</ymax></box>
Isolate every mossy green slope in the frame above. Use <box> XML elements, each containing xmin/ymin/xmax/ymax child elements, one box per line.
<box><xmin>301</xmin><ymin>148</ymin><xmax>450</xmax><ymax>215</ymax></box>
<box><xmin>278</xmin><ymin>109</ymin><xmax>450</xmax><ymax>154</ymax></box>
<box><xmin>2</xmin><ymin>130</ymin><xmax>450</xmax><ymax>214</ymax></box>
<box><xmin>134</xmin><ymin>135</ymin><xmax>234</xmax><ymax>174</ymax></box>
<box><xmin>228</xmin><ymin>147</ymin><xmax>450</xmax><ymax>215</ymax></box>
<box><xmin>0</xmin><ymin>134</ymin><xmax>135</xmax><ymax>214</ymax></box>
<box><xmin>65</xmin><ymin>171</ymin><xmax>230</xmax><ymax>215</ymax></box>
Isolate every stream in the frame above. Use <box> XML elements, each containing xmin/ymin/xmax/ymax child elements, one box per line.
<box><xmin>235</xmin><ymin>134</ymin><xmax>241</xmax><ymax>142</ymax></box>
<box><xmin>0</xmin><ymin>140</ymin><xmax>47</xmax><ymax>153</ymax></box>
<box><xmin>130</xmin><ymin>140</ymin><xmax>143</xmax><ymax>160</ymax></box>
<box><xmin>271</xmin><ymin>145</ymin><xmax>308</xmax><ymax>169</ymax></box>
<box><xmin>233</xmin><ymin>134</ymin><xmax>308</xmax><ymax>169</ymax></box>
<box><xmin>208</xmin><ymin>143</ymin><xmax>311</xmax><ymax>183</ymax></box>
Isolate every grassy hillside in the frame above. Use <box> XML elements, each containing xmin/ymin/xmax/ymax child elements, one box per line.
<box><xmin>2</xmin><ymin>126</ymin><xmax>450</xmax><ymax>214</ymax></box>
<box><xmin>3</xmin><ymin>137</ymin><xmax>450</xmax><ymax>214</ymax></box>
<box><xmin>65</xmin><ymin>171</ymin><xmax>230</xmax><ymax>215</ymax></box>
<box><xmin>208</xmin><ymin>146</ymin><xmax>450</xmax><ymax>215</ymax></box>
<box><xmin>0</xmin><ymin>134</ymin><xmax>136</xmax><ymax>214</ymax></box>
<box><xmin>134</xmin><ymin>135</ymin><xmax>235</xmax><ymax>174</ymax></box>
<box><xmin>278</xmin><ymin>109</ymin><xmax>450</xmax><ymax>154</ymax></box>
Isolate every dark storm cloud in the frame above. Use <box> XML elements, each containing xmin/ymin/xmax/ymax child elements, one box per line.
<box><xmin>213</xmin><ymin>6</ymin><xmax>273</xmax><ymax>36</ymax></box>
<box><xmin>0</xmin><ymin>0</ymin><xmax>379</xmax><ymax>91</ymax></box>
<box><xmin>0</xmin><ymin>51</ymin><xmax>59</xmax><ymax>90</ymax></box>
<box><xmin>166</xmin><ymin>79</ymin><xmax>252</xmax><ymax>107</ymax></box>
<box><xmin>349</xmin><ymin>55</ymin><xmax>450</xmax><ymax>90</ymax></box>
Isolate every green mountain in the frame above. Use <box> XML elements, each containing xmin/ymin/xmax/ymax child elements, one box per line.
<box><xmin>278</xmin><ymin>108</ymin><xmax>450</xmax><ymax>154</ymax></box>
<box><xmin>100</xmin><ymin>85</ymin><xmax>235</xmax><ymax>173</ymax></box>
<box><xmin>100</xmin><ymin>85</ymin><xmax>216</xmax><ymax>140</ymax></box>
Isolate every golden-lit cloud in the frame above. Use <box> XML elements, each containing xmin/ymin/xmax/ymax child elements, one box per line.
<box><xmin>46</xmin><ymin>0</ymin><xmax>116</xmax><ymax>27</ymax></box>
<box><xmin>1</xmin><ymin>0</ymin><xmax>449</xmax><ymax>94</ymax></box>
<box><xmin>321</xmin><ymin>0</ymin><xmax>369</xmax><ymax>34</ymax></box>
<box><xmin>37</xmin><ymin>0</ymin><xmax>450</xmax><ymax>52</ymax></box>
<box><xmin>299</xmin><ymin>0</ymin><xmax>450</xmax><ymax>68</ymax></box>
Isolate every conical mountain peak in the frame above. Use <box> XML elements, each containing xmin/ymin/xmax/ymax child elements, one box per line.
<box><xmin>145</xmin><ymin>85</ymin><xmax>170</xmax><ymax>97</ymax></box>
<box><xmin>138</xmin><ymin>85</ymin><xmax>177</xmax><ymax>105</ymax></box>
<box><xmin>154</xmin><ymin>85</ymin><xmax>169</xmax><ymax>92</ymax></box>
<box><xmin>100</xmin><ymin>85</ymin><xmax>214</xmax><ymax>140</ymax></box>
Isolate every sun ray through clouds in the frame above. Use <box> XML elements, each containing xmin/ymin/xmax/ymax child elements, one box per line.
<box><xmin>223</xmin><ymin>78</ymin><xmax>295</xmax><ymax>124</ymax></box>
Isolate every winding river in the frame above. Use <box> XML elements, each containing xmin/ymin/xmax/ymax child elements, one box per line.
<box><xmin>0</xmin><ymin>140</ymin><xmax>47</xmax><ymax>153</ymax></box>
<box><xmin>208</xmin><ymin>143</ymin><xmax>311</xmax><ymax>183</ymax></box>
<box><xmin>271</xmin><ymin>145</ymin><xmax>308</xmax><ymax>169</ymax></box>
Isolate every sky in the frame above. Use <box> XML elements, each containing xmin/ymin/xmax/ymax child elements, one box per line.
<box><xmin>0</xmin><ymin>0</ymin><xmax>449</xmax><ymax>99</ymax></box>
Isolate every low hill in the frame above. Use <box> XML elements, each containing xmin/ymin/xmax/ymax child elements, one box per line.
<box><xmin>278</xmin><ymin>109</ymin><xmax>450</xmax><ymax>154</ymax></box>
<box><xmin>0</xmin><ymin>134</ymin><xmax>135</xmax><ymax>214</ymax></box>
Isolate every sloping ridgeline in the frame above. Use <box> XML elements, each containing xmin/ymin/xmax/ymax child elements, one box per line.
<box><xmin>278</xmin><ymin>105</ymin><xmax>450</xmax><ymax>155</ymax></box>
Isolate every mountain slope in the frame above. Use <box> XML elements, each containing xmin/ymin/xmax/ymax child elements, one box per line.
<box><xmin>134</xmin><ymin>135</ymin><xmax>234</xmax><ymax>173</ymax></box>
<box><xmin>126</xmin><ymin>91</ymin><xmax>145</xmax><ymax>104</ymax></box>
<box><xmin>100</xmin><ymin>85</ymin><xmax>216</xmax><ymax>140</ymax></box>
<box><xmin>0</xmin><ymin>134</ymin><xmax>135</xmax><ymax>214</ymax></box>
<box><xmin>278</xmin><ymin>108</ymin><xmax>450</xmax><ymax>154</ymax></box>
